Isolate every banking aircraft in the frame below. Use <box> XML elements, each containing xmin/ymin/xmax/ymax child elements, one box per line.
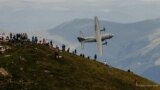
<box><xmin>77</xmin><ymin>16</ymin><xmax>114</xmax><ymax>55</ymax></box>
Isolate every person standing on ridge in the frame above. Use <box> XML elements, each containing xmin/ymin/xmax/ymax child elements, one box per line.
<box><xmin>62</xmin><ymin>44</ymin><xmax>66</xmax><ymax>51</ymax></box>
<box><xmin>94</xmin><ymin>54</ymin><xmax>97</xmax><ymax>60</ymax></box>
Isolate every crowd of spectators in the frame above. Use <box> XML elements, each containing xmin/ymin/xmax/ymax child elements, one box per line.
<box><xmin>0</xmin><ymin>32</ymin><xmax>99</xmax><ymax>61</ymax></box>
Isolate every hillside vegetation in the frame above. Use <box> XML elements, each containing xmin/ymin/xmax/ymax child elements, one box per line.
<box><xmin>0</xmin><ymin>42</ymin><xmax>159</xmax><ymax>90</ymax></box>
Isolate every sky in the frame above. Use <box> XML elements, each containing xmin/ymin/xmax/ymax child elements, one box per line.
<box><xmin>0</xmin><ymin>0</ymin><xmax>160</xmax><ymax>32</ymax></box>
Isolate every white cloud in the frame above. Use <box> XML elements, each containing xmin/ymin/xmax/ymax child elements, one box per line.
<box><xmin>124</xmin><ymin>28</ymin><xmax>160</xmax><ymax>59</ymax></box>
<box><xmin>100</xmin><ymin>9</ymin><xmax>111</xmax><ymax>13</ymax></box>
<box><xmin>141</xmin><ymin>0</ymin><xmax>160</xmax><ymax>2</ymax></box>
<box><xmin>137</xmin><ymin>62</ymin><xmax>142</xmax><ymax>65</ymax></box>
<box><xmin>140</xmin><ymin>0</ymin><xmax>160</xmax><ymax>5</ymax></box>
<box><xmin>140</xmin><ymin>28</ymin><xmax>160</xmax><ymax>55</ymax></box>
<box><xmin>0</xmin><ymin>0</ymin><xmax>11</xmax><ymax>2</ymax></box>
<box><xmin>154</xmin><ymin>58</ymin><xmax>160</xmax><ymax>66</ymax></box>
<box><xmin>23</xmin><ymin>0</ymin><xmax>67</xmax><ymax>3</ymax></box>
<box><xmin>1</xmin><ymin>0</ymin><xmax>160</xmax><ymax>31</ymax></box>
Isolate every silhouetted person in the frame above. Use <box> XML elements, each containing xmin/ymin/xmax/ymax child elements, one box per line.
<box><xmin>39</xmin><ymin>40</ymin><xmax>42</xmax><ymax>44</ymax></box>
<box><xmin>62</xmin><ymin>44</ymin><xmax>66</xmax><ymax>51</ymax></box>
<box><xmin>66</xmin><ymin>48</ymin><xmax>69</xmax><ymax>52</ymax></box>
<box><xmin>11</xmin><ymin>35</ymin><xmax>15</xmax><ymax>43</ymax></box>
<box><xmin>43</xmin><ymin>38</ymin><xmax>46</xmax><ymax>44</ymax></box>
<box><xmin>32</xmin><ymin>36</ymin><xmax>35</xmax><ymax>43</ymax></box>
<box><xmin>17</xmin><ymin>33</ymin><xmax>20</xmax><ymax>41</ymax></box>
<box><xmin>82</xmin><ymin>54</ymin><xmax>85</xmax><ymax>58</ymax></box>
<box><xmin>6</xmin><ymin>36</ymin><xmax>9</xmax><ymax>41</ymax></box>
<box><xmin>46</xmin><ymin>42</ymin><xmax>49</xmax><ymax>46</ymax></box>
<box><xmin>94</xmin><ymin>54</ymin><xmax>97</xmax><ymax>60</ymax></box>
<box><xmin>50</xmin><ymin>40</ymin><xmax>53</xmax><ymax>47</ymax></box>
<box><xmin>35</xmin><ymin>36</ymin><xmax>38</xmax><ymax>43</ymax></box>
<box><xmin>10</xmin><ymin>33</ymin><xmax>12</xmax><ymax>40</ymax></box>
<box><xmin>24</xmin><ymin>33</ymin><xmax>28</xmax><ymax>40</ymax></box>
<box><xmin>87</xmin><ymin>56</ymin><xmax>90</xmax><ymax>59</ymax></box>
<box><xmin>127</xmin><ymin>69</ymin><xmax>130</xmax><ymax>73</ymax></box>
<box><xmin>74</xmin><ymin>49</ymin><xmax>77</xmax><ymax>55</ymax></box>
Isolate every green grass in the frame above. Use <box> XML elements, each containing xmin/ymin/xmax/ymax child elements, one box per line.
<box><xmin>0</xmin><ymin>42</ymin><xmax>159</xmax><ymax>90</ymax></box>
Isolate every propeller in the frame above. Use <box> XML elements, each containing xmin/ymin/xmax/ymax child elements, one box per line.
<box><xmin>102</xmin><ymin>41</ymin><xmax>108</xmax><ymax>45</ymax></box>
<box><xmin>100</xmin><ymin>27</ymin><xmax>106</xmax><ymax>32</ymax></box>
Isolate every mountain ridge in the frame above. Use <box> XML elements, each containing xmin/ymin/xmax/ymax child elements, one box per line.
<box><xmin>0</xmin><ymin>42</ymin><xmax>159</xmax><ymax>90</ymax></box>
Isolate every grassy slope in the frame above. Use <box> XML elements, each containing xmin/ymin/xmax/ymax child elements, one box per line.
<box><xmin>0</xmin><ymin>42</ymin><xmax>159</xmax><ymax>90</ymax></box>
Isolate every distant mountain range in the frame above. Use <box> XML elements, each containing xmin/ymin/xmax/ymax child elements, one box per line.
<box><xmin>48</xmin><ymin>18</ymin><xmax>160</xmax><ymax>83</ymax></box>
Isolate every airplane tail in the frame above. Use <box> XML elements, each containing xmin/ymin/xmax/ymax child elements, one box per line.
<box><xmin>77</xmin><ymin>31</ymin><xmax>85</xmax><ymax>49</ymax></box>
<box><xmin>80</xmin><ymin>31</ymin><xmax>84</xmax><ymax>38</ymax></box>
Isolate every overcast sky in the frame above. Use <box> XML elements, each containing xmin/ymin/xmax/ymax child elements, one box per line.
<box><xmin>0</xmin><ymin>0</ymin><xmax>160</xmax><ymax>32</ymax></box>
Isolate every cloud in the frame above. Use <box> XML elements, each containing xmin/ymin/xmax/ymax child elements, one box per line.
<box><xmin>137</xmin><ymin>62</ymin><xmax>142</xmax><ymax>65</ymax></box>
<box><xmin>154</xmin><ymin>58</ymin><xmax>160</xmax><ymax>66</ymax></box>
<box><xmin>100</xmin><ymin>9</ymin><xmax>111</xmax><ymax>13</ymax></box>
<box><xmin>123</xmin><ymin>28</ymin><xmax>160</xmax><ymax>59</ymax></box>
<box><xmin>141</xmin><ymin>0</ymin><xmax>160</xmax><ymax>2</ymax></box>
<box><xmin>1</xmin><ymin>0</ymin><xmax>160</xmax><ymax>32</ymax></box>
<box><xmin>140</xmin><ymin>0</ymin><xmax>160</xmax><ymax>4</ymax></box>
<box><xmin>0</xmin><ymin>0</ymin><xmax>11</xmax><ymax>2</ymax></box>
<box><xmin>0</xmin><ymin>0</ymin><xmax>137</xmax><ymax>11</ymax></box>
<box><xmin>23</xmin><ymin>0</ymin><xmax>66</xmax><ymax>3</ymax></box>
<box><xmin>138</xmin><ymin>29</ymin><xmax>160</xmax><ymax>56</ymax></box>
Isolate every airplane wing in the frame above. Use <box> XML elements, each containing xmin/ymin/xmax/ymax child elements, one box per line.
<box><xmin>95</xmin><ymin>16</ymin><xmax>103</xmax><ymax>55</ymax></box>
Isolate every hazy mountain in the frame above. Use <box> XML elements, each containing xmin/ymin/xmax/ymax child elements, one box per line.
<box><xmin>49</xmin><ymin>18</ymin><xmax>160</xmax><ymax>83</ymax></box>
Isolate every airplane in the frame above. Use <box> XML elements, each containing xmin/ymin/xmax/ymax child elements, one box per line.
<box><xmin>77</xmin><ymin>16</ymin><xmax>114</xmax><ymax>55</ymax></box>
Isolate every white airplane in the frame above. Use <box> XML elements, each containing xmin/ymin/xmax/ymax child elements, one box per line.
<box><xmin>77</xmin><ymin>16</ymin><xmax>114</xmax><ymax>55</ymax></box>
